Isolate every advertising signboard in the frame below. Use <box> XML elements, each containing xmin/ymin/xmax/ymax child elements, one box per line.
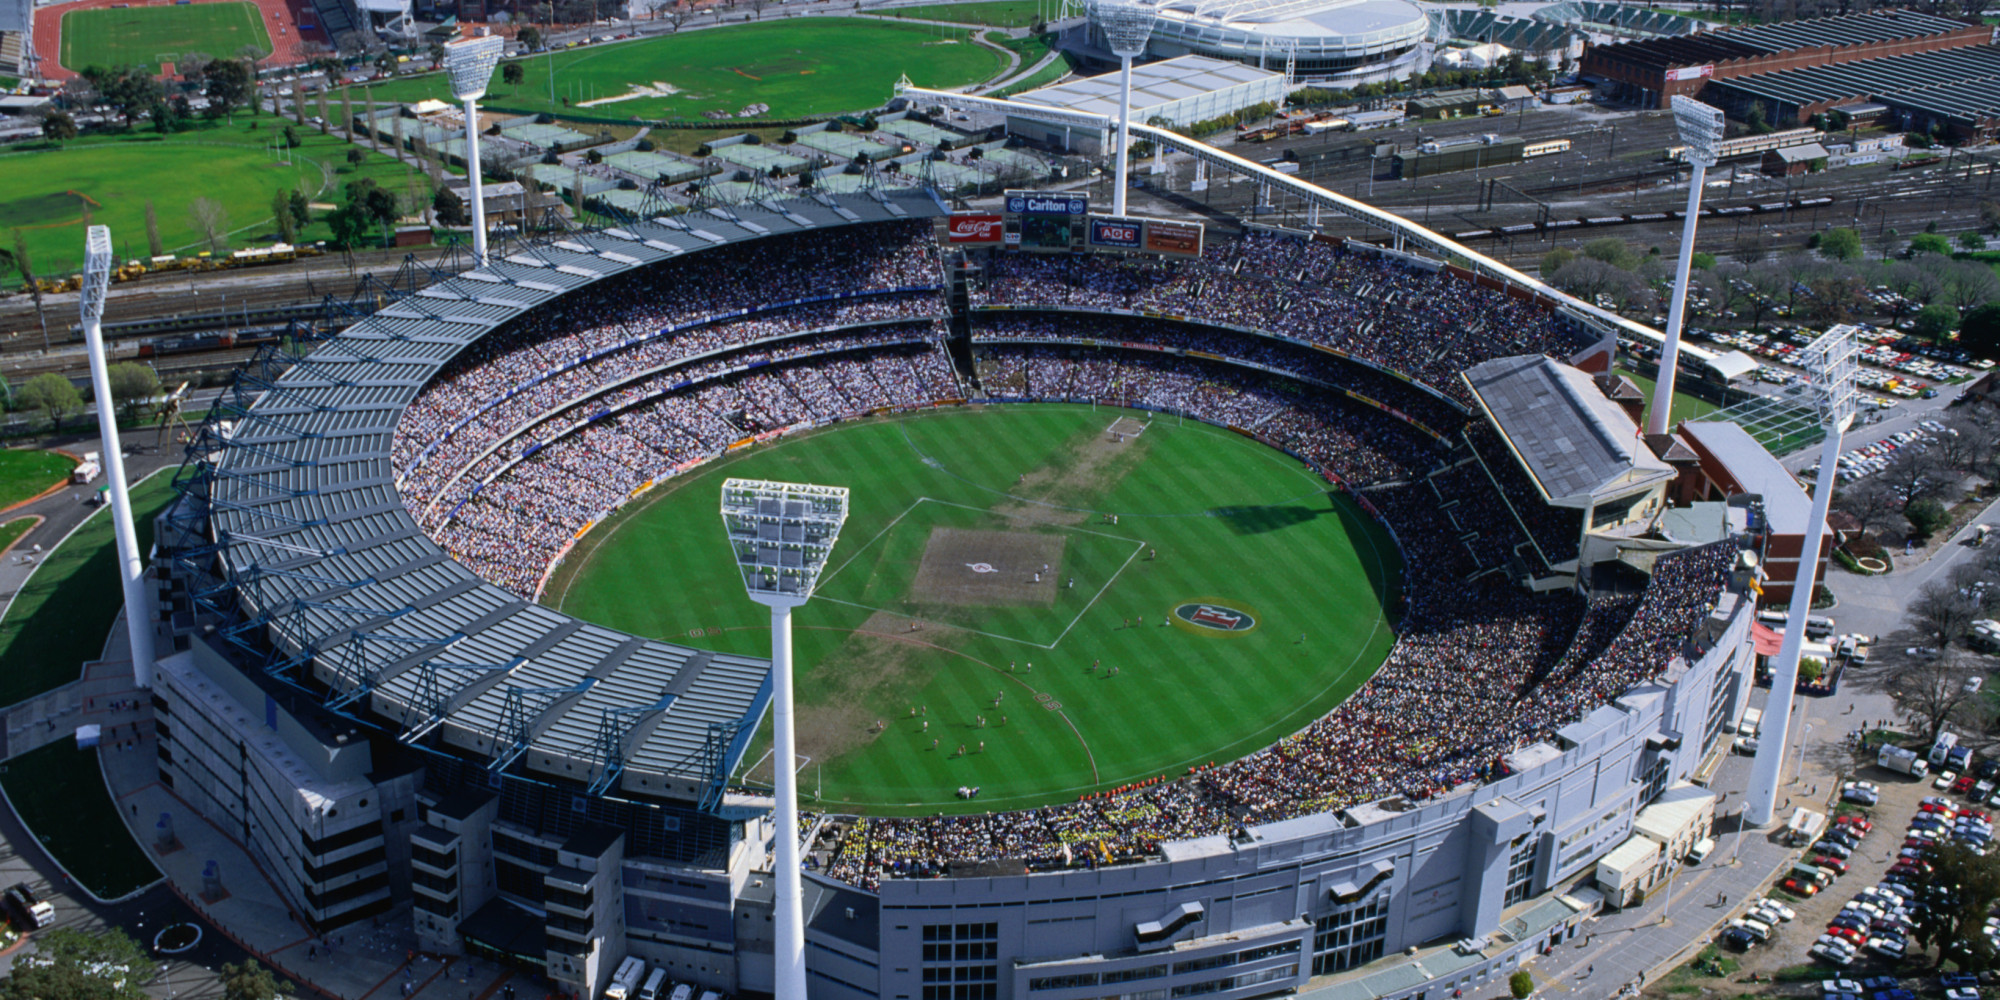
<box><xmin>1664</xmin><ymin>64</ymin><xmax>1714</xmax><ymax>82</ymax></box>
<box><xmin>1087</xmin><ymin>217</ymin><xmax>1144</xmax><ymax>250</ymax></box>
<box><xmin>1143</xmin><ymin>219</ymin><xmax>1205</xmax><ymax>258</ymax></box>
<box><xmin>1005</xmin><ymin>191</ymin><xmax>1089</xmax><ymax>215</ymax></box>
<box><xmin>945</xmin><ymin>214</ymin><xmax>1004</xmax><ymax>244</ymax></box>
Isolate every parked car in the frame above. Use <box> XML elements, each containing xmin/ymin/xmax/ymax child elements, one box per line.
<box><xmin>1782</xmin><ymin>876</ymin><xmax>1821</xmax><ymax>896</ymax></box>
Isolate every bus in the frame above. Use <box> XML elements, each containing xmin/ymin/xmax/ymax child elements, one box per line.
<box><xmin>1524</xmin><ymin>139</ymin><xmax>1571</xmax><ymax>157</ymax></box>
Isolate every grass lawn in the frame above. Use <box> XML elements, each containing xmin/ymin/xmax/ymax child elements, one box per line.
<box><xmin>1617</xmin><ymin>367</ymin><xmax>1719</xmax><ymax>428</ymax></box>
<box><xmin>0</xmin><ymin>450</ymin><xmax>75</xmax><ymax>509</ymax></box>
<box><xmin>0</xmin><ymin>519</ymin><xmax>33</xmax><ymax>555</ymax></box>
<box><xmin>59</xmin><ymin>2</ymin><xmax>271</xmax><ymax>75</ymax></box>
<box><xmin>0</xmin><ymin>740</ymin><xmax>159</xmax><ymax>900</ymax></box>
<box><xmin>353</xmin><ymin>19</ymin><xmax>1004</xmax><ymax>121</ymax></box>
<box><xmin>990</xmin><ymin>32</ymin><xmax>1069</xmax><ymax>95</ymax></box>
<box><xmin>0</xmin><ymin>120</ymin><xmax>429</xmax><ymax>278</ymax></box>
<box><xmin>548</xmin><ymin>405</ymin><xmax>1399</xmax><ymax>815</ymax></box>
<box><xmin>882</xmin><ymin>0</ymin><xmax>1050</xmax><ymax>27</ymax></box>
<box><xmin>0</xmin><ymin>472</ymin><xmax>176</xmax><ymax>707</ymax></box>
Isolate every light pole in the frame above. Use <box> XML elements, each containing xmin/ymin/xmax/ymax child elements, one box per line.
<box><xmin>1746</xmin><ymin>325</ymin><xmax>1860</xmax><ymax>827</ymax></box>
<box><xmin>81</xmin><ymin>225</ymin><xmax>156</xmax><ymax>689</ymax></box>
<box><xmin>720</xmin><ymin>479</ymin><xmax>849</xmax><ymax>1000</ymax></box>
<box><xmin>442</xmin><ymin>36</ymin><xmax>505</xmax><ymax>265</ymax></box>
<box><xmin>1090</xmin><ymin>0</ymin><xmax>1155</xmax><ymax>217</ymax></box>
<box><xmin>1649</xmin><ymin>95</ymin><xmax>1724</xmax><ymax>436</ymax></box>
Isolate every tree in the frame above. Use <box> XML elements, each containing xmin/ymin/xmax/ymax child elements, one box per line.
<box><xmin>502</xmin><ymin>61</ymin><xmax>525</xmax><ymax>88</ymax></box>
<box><xmin>1538</xmin><ymin>247</ymin><xmax>1576</xmax><ymax>279</ymax></box>
<box><xmin>347</xmin><ymin>177</ymin><xmax>399</xmax><ymax>231</ymax></box>
<box><xmin>1910</xmin><ymin>232</ymin><xmax>1954</xmax><ymax>257</ymax></box>
<box><xmin>1963</xmin><ymin>231</ymin><xmax>1990</xmax><ymax>252</ymax></box>
<box><xmin>1839</xmin><ymin>478</ymin><xmax>1908</xmax><ymax>537</ymax></box>
<box><xmin>188</xmin><ymin>197</ymin><xmax>229</xmax><ymax>254</ymax></box>
<box><xmin>1579</xmin><ymin>236</ymin><xmax>1638</xmax><ymax>271</ymax></box>
<box><xmin>518</xmin><ymin>25</ymin><xmax>544</xmax><ymax>50</ymax></box>
<box><xmin>1946</xmin><ymin>261</ymin><xmax>2000</xmax><ymax>315</ymax></box>
<box><xmin>1818</xmin><ymin>226</ymin><xmax>1862</xmax><ymax>261</ymax></box>
<box><xmin>346</xmin><ymin>147</ymin><xmax>366</xmax><ymax>167</ymax></box>
<box><xmin>106</xmin><ymin>362</ymin><xmax>160</xmax><ymax>422</ymax></box>
<box><xmin>203</xmin><ymin>59</ymin><xmax>255</xmax><ymax>117</ymax></box>
<box><xmin>288</xmin><ymin>189</ymin><xmax>310</xmax><ymax>230</ymax></box>
<box><xmin>1509</xmin><ymin>971</ymin><xmax>1534</xmax><ymax>999</ymax></box>
<box><xmin>0</xmin><ymin>926</ymin><xmax>152</xmax><ymax>1000</ymax></box>
<box><xmin>283</xmin><ymin>124</ymin><xmax>301</xmax><ymax>148</ymax></box>
<box><xmin>433</xmin><ymin>186</ymin><xmax>470</xmax><ymax>227</ymax></box>
<box><xmin>1983</xmin><ymin>199</ymin><xmax>2000</xmax><ymax>234</ymax></box>
<box><xmin>1908</xmin><ymin>579</ymin><xmax>1981</xmax><ymax>650</ymax></box>
<box><xmin>325</xmin><ymin>200</ymin><xmax>373</xmax><ymax>248</ymax></box>
<box><xmin>1963</xmin><ymin>303</ymin><xmax>2000</xmax><ymax>361</ymax></box>
<box><xmin>1744</xmin><ymin>102</ymin><xmax>1771</xmax><ymax>135</ymax></box>
<box><xmin>1908</xmin><ymin>497</ymin><xmax>1950</xmax><ymax>538</ymax></box>
<box><xmin>219</xmin><ymin>961</ymin><xmax>284</xmax><ymax>1000</ymax></box>
<box><xmin>1909</xmin><ymin>841</ymin><xmax>2000</xmax><ymax>970</ymax></box>
<box><xmin>143</xmin><ymin>200</ymin><xmax>162</xmax><ymax>258</ymax></box>
<box><xmin>272</xmin><ymin>188</ymin><xmax>297</xmax><ymax>244</ymax></box>
<box><xmin>1915</xmin><ymin>303</ymin><xmax>1960</xmax><ymax>341</ymax></box>
<box><xmin>39</xmin><ymin>110</ymin><xmax>77</xmax><ymax>141</ymax></box>
<box><xmin>16</xmin><ymin>373</ymin><xmax>82</xmax><ymax>430</ymax></box>
<box><xmin>101</xmin><ymin>66</ymin><xmax>163</xmax><ymax>126</ymax></box>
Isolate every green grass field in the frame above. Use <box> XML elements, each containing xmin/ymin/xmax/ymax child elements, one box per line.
<box><xmin>352</xmin><ymin>19</ymin><xmax>1004</xmax><ymax>121</ymax></box>
<box><xmin>883</xmin><ymin>0</ymin><xmax>1050</xmax><ymax>27</ymax></box>
<box><xmin>0</xmin><ymin>472</ymin><xmax>176</xmax><ymax>707</ymax></box>
<box><xmin>0</xmin><ymin>121</ymin><xmax>429</xmax><ymax>278</ymax></box>
<box><xmin>1617</xmin><ymin>367</ymin><xmax>1719</xmax><ymax>427</ymax></box>
<box><xmin>0</xmin><ymin>450</ymin><xmax>76</xmax><ymax>509</ymax></box>
<box><xmin>0</xmin><ymin>740</ymin><xmax>160</xmax><ymax>900</ymax></box>
<box><xmin>0</xmin><ymin>518</ymin><xmax>35</xmax><ymax>555</ymax></box>
<box><xmin>59</xmin><ymin>2</ymin><xmax>271</xmax><ymax>75</ymax></box>
<box><xmin>548</xmin><ymin>405</ymin><xmax>1399</xmax><ymax>815</ymax></box>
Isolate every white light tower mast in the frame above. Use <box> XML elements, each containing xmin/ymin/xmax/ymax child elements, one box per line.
<box><xmin>720</xmin><ymin>479</ymin><xmax>849</xmax><ymax>1000</ymax></box>
<box><xmin>81</xmin><ymin>225</ymin><xmax>156</xmax><ymax>689</ymax></box>
<box><xmin>442</xmin><ymin>35</ymin><xmax>505</xmax><ymax>265</ymax></box>
<box><xmin>1649</xmin><ymin>95</ymin><xmax>1726</xmax><ymax>436</ymax></box>
<box><xmin>1744</xmin><ymin>325</ymin><xmax>1859</xmax><ymax>827</ymax></box>
<box><xmin>1091</xmin><ymin>0</ymin><xmax>1155</xmax><ymax>217</ymax></box>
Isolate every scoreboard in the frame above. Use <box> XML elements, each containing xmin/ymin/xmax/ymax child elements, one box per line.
<box><xmin>985</xmin><ymin>190</ymin><xmax>1204</xmax><ymax>259</ymax></box>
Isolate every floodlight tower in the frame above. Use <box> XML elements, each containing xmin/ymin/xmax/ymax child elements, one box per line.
<box><xmin>1744</xmin><ymin>324</ymin><xmax>1860</xmax><ymax>828</ymax></box>
<box><xmin>81</xmin><ymin>226</ymin><xmax>156</xmax><ymax>690</ymax></box>
<box><xmin>1648</xmin><ymin>95</ymin><xmax>1727</xmax><ymax>436</ymax></box>
<box><xmin>1091</xmin><ymin>0</ymin><xmax>1156</xmax><ymax>217</ymax></box>
<box><xmin>442</xmin><ymin>35</ymin><xmax>505</xmax><ymax>265</ymax></box>
<box><xmin>720</xmin><ymin>479</ymin><xmax>849</xmax><ymax>999</ymax></box>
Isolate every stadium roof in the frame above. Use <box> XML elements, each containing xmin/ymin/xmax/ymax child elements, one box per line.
<box><xmin>1706</xmin><ymin>44</ymin><xmax>2000</xmax><ymax>119</ymax></box>
<box><xmin>1462</xmin><ymin>355</ymin><xmax>1673</xmax><ymax>506</ymax></box>
<box><xmin>1148</xmin><ymin>0</ymin><xmax>1420</xmax><ymax>32</ymax></box>
<box><xmin>1430</xmin><ymin>9</ymin><xmax>1576</xmax><ymax>52</ymax></box>
<box><xmin>1585</xmin><ymin>10</ymin><xmax>1975</xmax><ymax>70</ymax></box>
<box><xmin>196</xmin><ymin>189</ymin><xmax>947</xmax><ymax>803</ymax></box>
<box><xmin>1678</xmin><ymin>421</ymin><xmax>1812</xmax><ymax>536</ymax></box>
<box><xmin>1013</xmin><ymin>55</ymin><xmax>1283</xmax><ymax>120</ymax></box>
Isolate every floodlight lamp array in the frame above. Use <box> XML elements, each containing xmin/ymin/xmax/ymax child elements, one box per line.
<box><xmin>442</xmin><ymin>36</ymin><xmax>506</xmax><ymax>101</ymax></box>
<box><xmin>1669</xmin><ymin>96</ymin><xmax>1725</xmax><ymax>164</ymax></box>
<box><xmin>719</xmin><ymin>479</ymin><xmax>849</xmax><ymax>602</ymax></box>
<box><xmin>82</xmin><ymin>225</ymin><xmax>113</xmax><ymax>328</ymax></box>
<box><xmin>1798</xmin><ymin>324</ymin><xmax>1861</xmax><ymax>429</ymax></box>
<box><xmin>1092</xmin><ymin>0</ymin><xmax>1158</xmax><ymax>56</ymax></box>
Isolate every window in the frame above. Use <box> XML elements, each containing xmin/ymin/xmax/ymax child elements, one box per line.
<box><xmin>1313</xmin><ymin>899</ymin><xmax>1388</xmax><ymax>975</ymax></box>
<box><xmin>922</xmin><ymin>924</ymin><xmax>997</xmax><ymax>1000</ymax></box>
<box><xmin>1503</xmin><ymin>836</ymin><xmax>1540</xmax><ymax>908</ymax></box>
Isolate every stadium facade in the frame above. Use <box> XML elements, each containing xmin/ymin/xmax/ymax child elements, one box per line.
<box><xmin>149</xmin><ymin>188</ymin><xmax>1764</xmax><ymax>1000</ymax></box>
<box><xmin>1082</xmin><ymin>0</ymin><xmax>1431</xmax><ymax>86</ymax></box>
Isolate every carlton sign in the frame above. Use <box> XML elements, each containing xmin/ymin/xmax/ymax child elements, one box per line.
<box><xmin>1005</xmin><ymin>192</ymin><xmax>1088</xmax><ymax>215</ymax></box>
<box><xmin>946</xmin><ymin>214</ymin><xmax>1003</xmax><ymax>244</ymax></box>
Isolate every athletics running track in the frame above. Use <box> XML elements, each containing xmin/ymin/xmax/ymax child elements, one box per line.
<box><xmin>33</xmin><ymin>0</ymin><xmax>327</xmax><ymax>81</ymax></box>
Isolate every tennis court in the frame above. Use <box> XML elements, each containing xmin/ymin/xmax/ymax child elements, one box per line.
<box><xmin>710</xmin><ymin>144</ymin><xmax>807</xmax><ymax>173</ymax></box>
<box><xmin>606</xmin><ymin>150</ymin><xmax>708</xmax><ymax>183</ymax></box>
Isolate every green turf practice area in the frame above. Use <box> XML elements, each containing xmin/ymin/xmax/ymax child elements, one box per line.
<box><xmin>0</xmin><ymin>122</ymin><xmax>427</xmax><ymax>278</ymax></box>
<box><xmin>0</xmin><ymin>449</ymin><xmax>76</xmax><ymax>510</ymax></box>
<box><xmin>0</xmin><ymin>740</ymin><xmax>160</xmax><ymax>900</ymax></box>
<box><xmin>885</xmin><ymin>0</ymin><xmax>1052</xmax><ymax>27</ymax></box>
<box><xmin>59</xmin><ymin>2</ymin><xmax>272</xmax><ymax>75</ymax></box>
<box><xmin>0</xmin><ymin>472</ymin><xmax>176</xmax><ymax>707</ymax></box>
<box><xmin>548</xmin><ymin>405</ymin><xmax>1399</xmax><ymax>815</ymax></box>
<box><xmin>354</xmin><ymin>19</ymin><xmax>1003</xmax><ymax>121</ymax></box>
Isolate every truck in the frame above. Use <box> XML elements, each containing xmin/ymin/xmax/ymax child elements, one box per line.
<box><xmin>1735</xmin><ymin>706</ymin><xmax>1763</xmax><ymax>738</ymax></box>
<box><xmin>1931</xmin><ymin>730</ymin><xmax>1960</xmax><ymax>767</ymax></box>
<box><xmin>603</xmin><ymin>958</ymin><xmax>646</xmax><ymax>1000</ymax></box>
<box><xmin>4</xmin><ymin>882</ymin><xmax>53</xmax><ymax>929</ymax></box>
<box><xmin>1880</xmin><ymin>744</ymin><xmax>1929</xmax><ymax>777</ymax></box>
<box><xmin>71</xmin><ymin>452</ymin><xmax>100</xmax><ymax>485</ymax></box>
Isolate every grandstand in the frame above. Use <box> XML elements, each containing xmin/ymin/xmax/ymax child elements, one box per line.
<box><xmin>151</xmin><ymin>128</ymin><xmax>1763</xmax><ymax>999</ymax></box>
<box><xmin>1095</xmin><ymin>0</ymin><xmax>1431</xmax><ymax>86</ymax></box>
<box><xmin>0</xmin><ymin>0</ymin><xmax>29</xmax><ymax>78</ymax></box>
<box><xmin>1532</xmin><ymin>1</ymin><xmax>1705</xmax><ymax>40</ymax></box>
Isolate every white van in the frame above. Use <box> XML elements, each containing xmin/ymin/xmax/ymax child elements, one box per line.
<box><xmin>1688</xmin><ymin>837</ymin><xmax>1715</xmax><ymax>864</ymax></box>
<box><xmin>697</xmin><ymin>992</ymin><xmax>721</xmax><ymax>1000</ymax></box>
<box><xmin>639</xmin><ymin>968</ymin><xmax>668</xmax><ymax>1000</ymax></box>
<box><xmin>667</xmin><ymin>986</ymin><xmax>693</xmax><ymax>1000</ymax></box>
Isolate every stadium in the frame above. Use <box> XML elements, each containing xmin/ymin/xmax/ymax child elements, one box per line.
<box><xmin>145</xmin><ymin>102</ymin><xmax>1766</xmax><ymax>1000</ymax></box>
<box><xmin>1081</xmin><ymin>0</ymin><xmax>1431</xmax><ymax>85</ymax></box>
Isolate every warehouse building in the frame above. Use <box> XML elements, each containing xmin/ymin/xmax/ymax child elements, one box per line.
<box><xmin>1005</xmin><ymin>55</ymin><xmax>1288</xmax><ymax>154</ymax></box>
<box><xmin>1580</xmin><ymin>10</ymin><xmax>1988</xmax><ymax>110</ymax></box>
<box><xmin>1703</xmin><ymin>43</ymin><xmax>2000</xmax><ymax>139</ymax></box>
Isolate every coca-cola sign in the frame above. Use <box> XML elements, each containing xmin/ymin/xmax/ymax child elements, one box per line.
<box><xmin>946</xmin><ymin>214</ymin><xmax>1003</xmax><ymax>244</ymax></box>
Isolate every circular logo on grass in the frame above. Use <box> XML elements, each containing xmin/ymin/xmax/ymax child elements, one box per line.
<box><xmin>1173</xmin><ymin>601</ymin><xmax>1258</xmax><ymax>633</ymax></box>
